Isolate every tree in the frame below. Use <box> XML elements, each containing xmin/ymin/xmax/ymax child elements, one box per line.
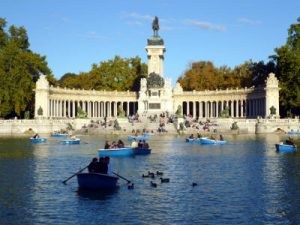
<box><xmin>59</xmin><ymin>56</ymin><xmax>147</xmax><ymax>91</ymax></box>
<box><xmin>178</xmin><ymin>61</ymin><xmax>222</xmax><ymax>91</ymax></box>
<box><xmin>0</xmin><ymin>18</ymin><xmax>54</xmax><ymax>118</ymax></box>
<box><xmin>271</xmin><ymin>17</ymin><xmax>300</xmax><ymax>116</ymax></box>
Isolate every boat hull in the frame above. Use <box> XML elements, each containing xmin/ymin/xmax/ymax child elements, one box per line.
<box><xmin>287</xmin><ymin>131</ymin><xmax>300</xmax><ymax>135</ymax></box>
<box><xmin>30</xmin><ymin>138</ymin><xmax>47</xmax><ymax>143</ymax></box>
<box><xmin>142</xmin><ymin>132</ymin><xmax>155</xmax><ymax>136</ymax></box>
<box><xmin>51</xmin><ymin>133</ymin><xmax>69</xmax><ymax>137</ymax></box>
<box><xmin>128</xmin><ymin>136</ymin><xmax>149</xmax><ymax>141</ymax></box>
<box><xmin>98</xmin><ymin>148</ymin><xmax>134</xmax><ymax>156</ymax></box>
<box><xmin>62</xmin><ymin>139</ymin><xmax>80</xmax><ymax>144</ymax></box>
<box><xmin>199</xmin><ymin>138</ymin><xmax>227</xmax><ymax>145</ymax></box>
<box><xmin>133</xmin><ymin>148</ymin><xmax>152</xmax><ymax>155</ymax></box>
<box><xmin>275</xmin><ymin>144</ymin><xmax>297</xmax><ymax>152</ymax></box>
<box><xmin>186</xmin><ymin>138</ymin><xmax>202</xmax><ymax>143</ymax></box>
<box><xmin>77</xmin><ymin>173</ymin><xmax>119</xmax><ymax>190</ymax></box>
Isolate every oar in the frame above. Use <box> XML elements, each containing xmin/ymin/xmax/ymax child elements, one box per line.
<box><xmin>113</xmin><ymin>172</ymin><xmax>132</xmax><ymax>184</ymax></box>
<box><xmin>62</xmin><ymin>165</ymin><xmax>88</xmax><ymax>184</ymax></box>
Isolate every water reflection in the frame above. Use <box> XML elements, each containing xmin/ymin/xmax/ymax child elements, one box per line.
<box><xmin>77</xmin><ymin>188</ymin><xmax>119</xmax><ymax>201</ymax></box>
<box><xmin>1</xmin><ymin>134</ymin><xmax>300</xmax><ymax>224</ymax></box>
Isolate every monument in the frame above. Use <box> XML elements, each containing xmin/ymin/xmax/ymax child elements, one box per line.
<box><xmin>138</xmin><ymin>16</ymin><xmax>173</xmax><ymax>115</ymax></box>
<box><xmin>34</xmin><ymin>17</ymin><xmax>280</xmax><ymax>120</ymax></box>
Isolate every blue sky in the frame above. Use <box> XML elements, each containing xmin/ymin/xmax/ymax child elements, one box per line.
<box><xmin>1</xmin><ymin>0</ymin><xmax>299</xmax><ymax>86</ymax></box>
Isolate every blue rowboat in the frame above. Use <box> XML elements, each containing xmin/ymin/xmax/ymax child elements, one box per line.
<box><xmin>133</xmin><ymin>148</ymin><xmax>152</xmax><ymax>155</ymax></box>
<box><xmin>98</xmin><ymin>147</ymin><xmax>134</xmax><ymax>157</ymax></box>
<box><xmin>142</xmin><ymin>132</ymin><xmax>155</xmax><ymax>136</ymax></box>
<box><xmin>77</xmin><ymin>173</ymin><xmax>119</xmax><ymax>190</ymax></box>
<box><xmin>287</xmin><ymin>131</ymin><xmax>300</xmax><ymax>135</ymax></box>
<box><xmin>30</xmin><ymin>138</ymin><xmax>47</xmax><ymax>143</ymax></box>
<box><xmin>51</xmin><ymin>133</ymin><xmax>69</xmax><ymax>137</ymax></box>
<box><xmin>275</xmin><ymin>143</ymin><xmax>297</xmax><ymax>152</ymax></box>
<box><xmin>199</xmin><ymin>138</ymin><xmax>227</xmax><ymax>145</ymax></box>
<box><xmin>62</xmin><ymin>139</ymin><xmax>80</xmax><ymax>144</ymax></box>
<box><xmin>128</xmin><ymin>136</ymin><xmax>149</xmax><ymax>141</ymax></box>
<box><xmin>186</xmin><ymin>138</ymin><xmax>202</xmax><ymax>143</ymax></box>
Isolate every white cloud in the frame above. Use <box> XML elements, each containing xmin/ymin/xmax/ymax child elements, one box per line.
<box><xmin>127</xmin><ymin>21</ymin><xmax>144</xmax><ymax>26</ymax></box>
<box><xmin>185</xmin><ymin>19</ymin><xmax>226</xmax><ymax>32</ymax></box>
<box><xmin>126</xmin><ymin>12</ymin><xmax>153</xmax><ymax>21</ymax></box>
<box><xmin>238</xmin><ymin>18</ymin><xmax>261</xmax><ymax>25</ymax></box>
<box><xmin>80</xmin><ymin>31</ymin><xmax>107</xmax><ymax>39</ymax></box>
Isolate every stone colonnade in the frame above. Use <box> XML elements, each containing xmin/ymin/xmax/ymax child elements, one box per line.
<box><xmin>35</xmin><ymin>84</ymin><xmax>139</xmax><ymax>118</ymax></box>
<box><xmin>48</xmin><ymin>99</ymin><xmax>138</xmax><ymax>118</ymax></box>
<box><xmin>173</xmin><ymin>87</ymin><xmax>266</xmax><ymax>119</ymax></box>
<box><xmin>181</xmin><ymin>98</ymin><xmax>265</xmax><ymax>118</ymax></box>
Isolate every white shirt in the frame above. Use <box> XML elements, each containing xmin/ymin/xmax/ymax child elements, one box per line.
<box><xmin>131</xmin><ymin>141</ymin><xmax>138</xmax><ymax>148</ymax></box>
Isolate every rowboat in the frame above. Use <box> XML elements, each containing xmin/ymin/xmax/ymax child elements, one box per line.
<box><xmin>275</xmin><ymin>143</ymin><xmax>297</xmax><ymax>152</ymax></box>
<box><xmin>30</xmin><ymin>138</ymin><xmax>47</xmax><ymax>143</ymax></box>
<box><xmin>77</xmin><ymin>173</ymin><xmax>119</xmax><ymax>190</ymax></box>
<box><xmin>98</xmin><ymin>147</ymin><xmax>134</xmax><ymax>157</ymax></box>
<box><xmin>186</xmin><ymin>138</ymin><xmax>202</xmax><ymax>143</ymax></box>
<box><xmin>50</xmin><ymin>133</ymin><xmax>69</xmax><ymax>137</ymax></box>
<box><xmin>133</xmin><ymin>148</ymin><xmax>152</xmax><ymax>155</ymax></box>
<box><xmin>128</xmin><ymin>136</ymin><xmax>149</xmax><ymax>141</ymax></box>
<box><xmin>199</xmin><ymin>137</ymin><xmax>227</xmax><ymax>145</ymax></box>
<box><xmin>142</xmin><ymin>132</ymin><xmax>155</xmax><ymax>136</ymax></box>
<box><xmin>287</xmin><ymin>131</ymin><xmax>300</xmax><ymax>135</ymax></box>
<box><xmin>61</xmin><ymin>138</ymin><xmax>80</xmax><ymax>144</ymax></box>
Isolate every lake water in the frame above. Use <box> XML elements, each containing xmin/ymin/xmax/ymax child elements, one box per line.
<box><xmin>0</xmin><ymin>134</ymin><xmax>300</xmax><ymax>225</ymax></box>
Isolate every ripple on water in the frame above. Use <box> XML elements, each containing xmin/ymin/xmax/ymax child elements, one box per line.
<box><xmin>1</xmin><ymin>134</ymin><xmax>300</xmax><ymax>224</ymax></box>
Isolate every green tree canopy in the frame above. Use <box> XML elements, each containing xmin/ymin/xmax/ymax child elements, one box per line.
<box><xmin>59</xmin><ymin>56</ymin><xmax>147</xmax><ymax>91</ymax></box>
<box><xmin>271</xmin><ymin>17</ymin><xmax>300</xmax><ymax>116</ymax></box>
<box><xmin>0</xmin><ymin>18</ymin><xmax>54</xmax><ymax>118</ymax></box>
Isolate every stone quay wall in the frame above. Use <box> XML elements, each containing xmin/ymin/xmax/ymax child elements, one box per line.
<box><xmin>0</xmin><ymin>118</ymin><xmax>299</xmax><ymax>135</ymax></box>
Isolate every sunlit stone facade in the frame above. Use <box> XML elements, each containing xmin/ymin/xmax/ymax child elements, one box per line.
<box><xmin>35</xmin><ymin>32</ymin><xmax>280</xmax><ymax>119</ymax></box>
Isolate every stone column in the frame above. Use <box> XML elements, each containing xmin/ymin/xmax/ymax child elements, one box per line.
<box><xmin>221</xmin><ymin>101</ymin><xmax>223</xmax><ymax>113</ymax></box>
<box><xmin>193</xmin><ymin>102</ymin><xmax>196</xmax><ymax>118</ymax></box>
<box><xmin>127</xmin><ymin>101</ymin><xmax>130</xmax><ymax>116</ymax></box>
<box><xmin>216</xmin><ymin>102</ymin><xmax>219</xmax><ymax>118</ymax></box>
<box><xmin>107</xmin><ymin>102</ymin><xmax>110</xmax><ymax>117</ymax></box>
<box><xmin>186</xmin><ymin>102</ymin><xmax>190</xmax><ymax>116</ymax></box>
<box><xmin>72</xmin><ymin>101</ymin><xmax>75</xmax><ymax>118</ymax></box>
<box><xmin>114</xmin><ymin>102</ymin><xmax>117</xmax><ymax>117</ymax></box>
<box><xmin>98</xmin><ymin>102</ymin><xmax>100</xmax><ymax>118</ymax></box>
<box><xmin>49</xmin><ymin>100</ymin><xmax>52</xmax><ymax>117</ymax></box>
<box><xmin>59</xmin><ymin>101</ymin><xmax>62</xmax><ymax>117</ymax></box>
<box><xmin>63</xmin><ymin>100</ymin><xmax>66</xmax><ymax>118</ymax></box>
<box><xmin>198</xmin><ymin>102</ymin><xmax>202</xmax><ymax>118</ymax></box>
<box><xmin>241</xmin><ymin>101</ymin><xmax>244</xmax><ymax>118</ymax></box>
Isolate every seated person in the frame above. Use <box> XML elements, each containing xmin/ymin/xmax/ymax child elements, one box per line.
<box><xmin>88</xmin><ymin>158</ymin><xmax>98</xmax><ymax>173</ymax></box>
<box><xmin>285</xmin><ymin>138</ymin><xmax>295</xmax><ymax>146</ymax></box>
<box><xmin>219</xmin><ymin>135</ymin><xmax>224</xmax><ymax>141</ymax></box>
<box><xmin>96</xmin><ymin>157</ymin><xmax>108</xmax><ymax>174</ymax></box>
<box><xmin>110</xmin><ymin>141</ymin><xmax>117</xmax><ymax>149</ymax></box>
<box><xmin>131</xmin><ymin>138</ymin><xmax>138</xmax><ymax>148</ymax></box>
<box><xmin>33</xmin><ymin>133</ymin><xmax>40</xmax><ymax>139</ymax></box>
<box><xmin>117</xmin><ymin>139</ymin><xmax>125</xmax><ymax>148</ymax></box>
<box><xmin>142</xmin><ymin>140</ymin><xmax>149</xmax><ymax>149</ymax></box>
<box><xmin>104</xmin><ymin>141</ymin><xmax>110</xmax><ymax>149</ymax></box>
<box><xmin>189</xmin><ymin>134</ymin><xmax>194</xmax><ymax>139</ymax></box>
<box><xmin>138</xmin><ymin>140</ymin><xmax>143</xmax><ymax>148</ymax></box>
<box><xmin>197</xmin><ymin>132</ymin><xmax>202</xmax><ymax>138</ymax></box>
<box><xmin>105</xmin><ymin>156</ymin><xmax>112</xmax><ymax>175</ymax></box>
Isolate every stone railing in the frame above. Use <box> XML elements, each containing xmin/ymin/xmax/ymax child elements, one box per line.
<box><xmin>49</xmin><ymin>86</ymin><xmax>137</xmax><ymax>97</ymax></box>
